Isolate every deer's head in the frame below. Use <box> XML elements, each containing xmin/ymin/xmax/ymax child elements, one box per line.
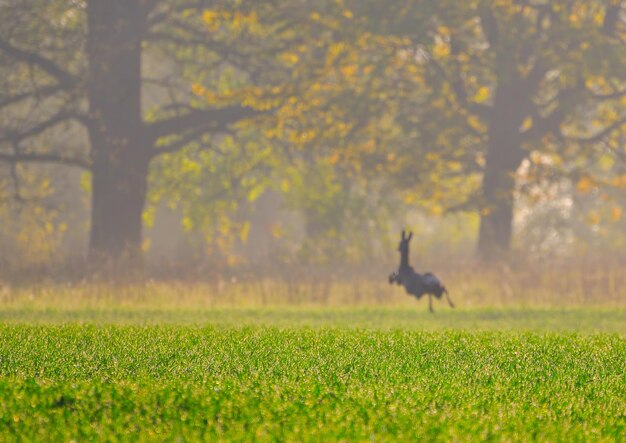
<box><xmin>398</xmin><ymin>230</ymin><xmax>413</xmax><ymax>255</ymax></box>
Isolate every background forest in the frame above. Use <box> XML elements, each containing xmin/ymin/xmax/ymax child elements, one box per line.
<box><xmin>1</xmin><ymin>0</ymin><xmax>625</xmax><ymax>292</ymax></box>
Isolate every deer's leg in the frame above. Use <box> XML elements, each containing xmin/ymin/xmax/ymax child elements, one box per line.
<box><xmin>445</xmin><ymin>290</ymin><xmax>455</xmax><ymax>308</ymax></box>
<box><xmin>388</xmin><ymin>272</ymin><xmax>398</xmax><ymax>284</ymax></box>
<box><xmin>428</xmin><ymin>293</ymin><xmax>434</xmax><ymax>313</ymax></box>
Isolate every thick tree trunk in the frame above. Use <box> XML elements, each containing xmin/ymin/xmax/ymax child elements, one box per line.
<box><xmin>477</xmin><ymin>146</ymin><xmax>521</xmax><ymax>261</ymax></box>
<box><xmin>86</xmin><ymin>0</ymin><xmax>150</xmax><ymax>270</ymax></box>
<box><xmin>88</xmin><ymin>151</ymin><xmax>149</xmax><ymax>267</ymax></box>
<box><xmin>477</xmin><ymin>85</ymin><xmax>527</xmax><ymax>262</ymax></box>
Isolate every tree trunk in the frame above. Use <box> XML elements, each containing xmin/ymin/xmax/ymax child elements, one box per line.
<box><xmin>477</xmin><ymin>85</ymin><xmax>527</xmax><ymax>262</ymax></box>
<box><xmin>477</xmin><ymin>146</ymin><xmax>521</xmax><ymax>261</ymax></box>
<box><xmin>86</xmin><ymin>0</ymin><xmax>150</xmax><ymax>270</ymax></box>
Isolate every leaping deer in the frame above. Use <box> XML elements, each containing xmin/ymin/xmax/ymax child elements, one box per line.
<box><xmin>388</xmin><ymin>230</ymin><xmax>455</xmax><ymax>313</ymax></box>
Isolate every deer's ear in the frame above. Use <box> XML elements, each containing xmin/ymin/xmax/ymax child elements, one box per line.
<box><xmin>407</xmin><ymin>232</ymin><xmax>413</xmax><ymax>241</ymax></box>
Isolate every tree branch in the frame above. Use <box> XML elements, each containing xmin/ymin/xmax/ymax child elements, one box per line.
<box><xmin>521</xmin><ymin>82</ymin><xmax>583</xmax><ymax>140</ymax></box>
<box><xmin>0</xmin><ymin>84</ymin><xmax>66</xmax><ymax>109</ymax></box>
<box><xmin>0</xmin><ymin>39</ymin><xmax>75</xmax><ymax>87</ymax></box>
<box><xmin>146</xmin><ymin>105</ymin><xmax>262</xmax><ymax>142</ymax></box>
<box><xmin>150</xmin><ymin>125</ymin><xmax>233</xmax><ymax>158</ymax></box>
<box><xmin>521</xmin><ymin>62</ymin><xmax>549</xmax><ymax>94</ymax></box>
<box><xmin>568</xmin><ymin>117</ymin><xmax>626</xmax><ymax>144</ymax></box>
<box><xmin>521</xmin><ymin>107</ymin><xmax>566</xmax><ymax>141</ymax></box>
<box><xmin>602</xmin><ymin>0</ymin><xmax>622</xmax><ymax>36</ymax></box>
<box><xmin>588</xmin><ymin>88</ymin><xmax>626</xmax><ymax>101</ymax></box>
<box><xmin>0</xmin><ymin>152</ymin><xmax>91</xmax><ymax>170</ymax></box>
<box><xmin>479</xmin><ymin>6</ymin><xmax>499</xmax><ymax>47</ymax></box>
<box><xmin>147</xmin><ymin>1</ymin><xmax>205</xmax><ymax>26</ymax></box>
<box><xmin>0</xmin><ymin>110</ymin><xmax>81</xmax><ymax>144</ymax></box>
<box><xmin>428</xmin><ymin>57</ymin><xmax>492</xmax><ymax>118</ymax></box>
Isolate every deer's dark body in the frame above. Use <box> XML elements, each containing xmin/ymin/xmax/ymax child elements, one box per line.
<box><xmin>389</xmin><ymin>231</ymin><xmax>455</xmax><ymax>313</ymax></box>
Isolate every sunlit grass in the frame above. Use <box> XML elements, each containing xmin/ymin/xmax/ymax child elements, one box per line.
<box><xmin>1</xmin><ymin>269</ymin><xmax>624</xmax><ymax>310</ymax></box>
<box><xmin>1</xmin><ymin>325</ymin><xmax>624</xmax><ymax>441</ymax></box>
<box><xmin>0</xmin><ymin>307</ymin><xmax>624</xmax><ymax>334</ymax></box>
<box><xmin>1</xmin><ymin>279</ymin><xmax>624</xmax><ymax>333</ymax></box>
<box><xmin>0</xmin><ymin>282</ymin><xmax>623</xmax><ymax>440</ymax></box>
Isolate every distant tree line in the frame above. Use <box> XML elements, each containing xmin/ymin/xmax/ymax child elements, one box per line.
<box><xmin>0</xmin><ymin>0</ymin><xmax>624</xmax><ymax>275</ymax></box>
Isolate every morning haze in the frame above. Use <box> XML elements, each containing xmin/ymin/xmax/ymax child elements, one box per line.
<box><xmin>0</xmin><ymin>2</ymin><xmax>624</xmax><ymax>438</ymax></box>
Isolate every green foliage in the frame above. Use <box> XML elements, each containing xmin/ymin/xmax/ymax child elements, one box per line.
<box><xmin>1</xmin><ymin>307</ymin><xmax>625</xmax><ymax>333</ymax></box>
<box><xmin>0</xmin><ymin>323</ymin><xmax>624</xmax><ymax>441</ymax></box>
<box><xmin>1</xmin><ymin>0</ymin><xmax>624</xmax><ymax>267</ymax></box>
<box><xmin>0</xmin><ymin>166</ymin><xmax>69</xmax><ymax>269</ymax></box>
<box><xmin>148</xmin><ymin>129</ymin><xmax>275</xmax><ymax>259</ymax></box>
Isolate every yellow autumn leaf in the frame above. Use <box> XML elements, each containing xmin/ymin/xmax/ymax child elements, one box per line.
<box><xmin>340</xmin><ymin>64</ymin><xmax>357</xmax><ymax>78</ymax></box>
<box><xmin>611</xmin><ymin>206</ymin><xmax>622</xmax><ymax>221</ymax></box>
<box><xmin>437</xmin><ymin>25</ymin><xmax>451</xmax><ymax>37</ymax></box>
<box><xmin>474</xmin><ymin>86</ymin><xmax>490</xmax><ymax>103</ymax></box>
<box><xmin>433</xmin><ymin>40</ymin><xmax>450</xmax><ymax>58</ymax></box>
<box><xmin>430</xmin><ymin>205</ymin><xmax>443</xmax><ymax>216</ymax></box>
<box><xmin>280</xmin><ymin>52</ymin><xmax>299</xmax><ymax>65</ymax></box>
<box><xmin>467</xmin><ymin>115</ymin><xmax>485</xmax><ymax>132</ymax></box>
<box><xmin>530</xmin><ymin>151</ymin><xmax>543</xmax><ymax>164</ymax></box>
<box><xmin>191</xmin><ymin>83</ymin><xmax>205</xmax><ymax>96</ymax></box>
<box><xmin>240</xmin><ymin>222</ymin><xmax>250</xmax><ymax>242</ymax></box>
<box><xmin>226</xmin><ymin>255</ymin><xmax>239</xmax><ymax>266</ymax></box>
<box><xmin>612</xmin><ymin>174</ymin><xmax>626</xmax><ymax>188</ymax></box>
<box><xmin>576</xmin><ymin>176</ymin><xmax>593</xmax><ymax>193</ymax></box>
<box><xmin>327</xmin><ymin>42</ymin><xmax>346</xmax><ymax>63</ymax></box>
<box><xmin>142</xmin><ymin>238</ymin><xmax>151</xmax><ymax>253</ymax></box>
<box><xmin>520</xmin><ymin>117</ymin><xmax>533</xmax><ymax>132</ymax></box>
<box><xmin>271</xmin><ymin>223</ymin><xmax>284</xmax><ymax>238</ymax></box>
<box><xmin>202</xmin><ymin>10</ymin><xmax>218</xmax><ymax>25</ymax></box>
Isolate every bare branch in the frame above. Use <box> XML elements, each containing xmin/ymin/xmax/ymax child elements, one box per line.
<box><xmin>0</xmin><ymin>39</ymin><xmax>75</xmax><ymax>87</ymax></box>
<box><xmin>0</xmin><ymin>84</ymin><xmax>66</xmax><ymax>109</ymax></box>
<box><xmin>0</xmin><ymin>152</ymin><xmax>90</xmax><ymax>170</ymax></box>
<box><xmin>0</xmin><ymin>110</ymin><xmax>81</xmax><ymax>144</ymax></box>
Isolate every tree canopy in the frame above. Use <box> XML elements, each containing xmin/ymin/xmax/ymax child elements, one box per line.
<box><xmin>0</xmin><ymin>0</ymin><xmax>624</xmax><ymax>276</ymax></box>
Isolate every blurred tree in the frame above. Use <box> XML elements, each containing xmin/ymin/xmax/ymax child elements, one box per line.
<box><xmin>0</xmin><ymin>0</ymin><xmax>270</xmax><ymax>272</ymax></box>
<box><xmin>180</xmin><ymin>1</ymin><xmax>430</xmax><ymax>265</ymax></box>
<box><xmin>0</xmin><ymin>164</ymin><xmax>68</xmax><ymax>275</ymax></box>
<box><xmin>421</xmin><ymin>0</ymin><xmax>625</xmax><ymax>260</ymax></box>
<box><xmin>2</xmin><ymin>0</ymin><xmax>623</xmax><ymax>275</ymax></box>
<box><xmin>244</xmin><ymin>0</ymin><xmax>449</xmax><ymax>261</ymax></box>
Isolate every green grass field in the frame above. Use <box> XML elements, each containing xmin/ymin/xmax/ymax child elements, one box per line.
<box><xmin>0</xmin><ymin>305</ymin><xmax>624</xmax><ymax>441</ymax></box>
